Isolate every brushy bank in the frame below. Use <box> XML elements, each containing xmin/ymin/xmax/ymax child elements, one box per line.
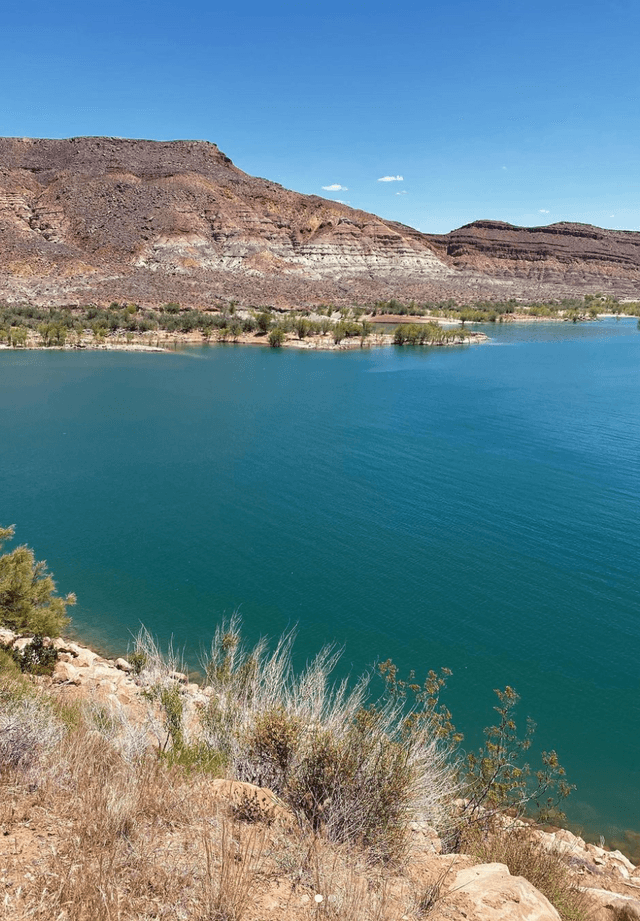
<box><xmin>1</xmin><ymin>526</ymin><xmax>634</xmax><ymax>920</ymax></box>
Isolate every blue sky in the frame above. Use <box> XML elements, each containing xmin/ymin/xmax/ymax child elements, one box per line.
<box><xmin>2</xmin><ymin>0</ymin><xmax>639</xmax><ymax>233</ymax></box>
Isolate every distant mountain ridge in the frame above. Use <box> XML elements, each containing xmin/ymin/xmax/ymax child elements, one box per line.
<box><xmin>1</xmin><ymin>137</ymin><xmax>639</xmax><ymax>306</ymax></box>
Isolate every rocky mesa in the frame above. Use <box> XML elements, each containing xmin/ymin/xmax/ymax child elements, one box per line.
<box><xmin>2</xmin><ymin>136</ymin><xmax>640</xmax><ymax>307</ymax></box>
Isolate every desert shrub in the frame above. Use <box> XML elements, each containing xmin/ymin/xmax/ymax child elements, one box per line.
<box><xmin>199</xmin><ymin>618</ymin><xmax>455</xmax><ymax>862</ymax></box>
<box><xmin>160</xmin><ymin>740</ymin><xmax>226</xmax><ymax>776</ymax></box>
<box><xmin>295</xmin><ymin>317</ymin><xmax>311</xmax><ymax>339</ymax></box>
<box><xmin>0</xmin><ymin>646</ymin><xmax>19</xmax><ymax>675</ymax></box>
<box><xmin>460</xmin><ymin>686</ymin><xmax>573</xmax><ymax>834</ymax></box>
<box><xmin>128</xmin><ymin>650</ymin><xmax>148</xmax><ymax>674</ymax></box>
<box><xmin>268</xmin><ymin>327</ymin><xmax>285</xmax><ymax>348</ymax></box>
<box><xmin>0</xmin><ymin>677</ymin><xmax>62</xmax><ymax>776</ymax></box>
<box><xmin>86</xmin><ymin>698</ymin><xmax>152</xmax><ymax>764</ymax></box>
<box><xmin>256</xmin><ymin>310</ymin><xmax>272</xmax><ymax>334</ymax></box>
<box><xmin>378</xmin><ymin>663</ymin><xmax>574</xmax><ymax>857</ymax></box>
<box><xmin>331</xmin><ymin>320</ymin><xmax>362</xmax><ymax>344</ymax></box>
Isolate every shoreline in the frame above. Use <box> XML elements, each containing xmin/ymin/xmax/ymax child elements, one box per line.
<box><xmin>0</xmin><ymin>624</ymin><xmax>640</xmax><ymax>868</ymax></box>
<box><xmin>2</xmin><ymin>308</ymin><xmax>634</xmax><ymax>356</ymax></box>
<box><xmin>4</xmin><ymin>625</ymin><xmax>640</xmax><ymax>919</ymax></box>
<box><xmin>0</xmin><ymin>328</ymin><xmax>490</xmax><ymax>353</ymax></box>
<box><xmin>2</xmin><ymin>622</ymin><xmax>640</xmax><ymax>866</ymax></box>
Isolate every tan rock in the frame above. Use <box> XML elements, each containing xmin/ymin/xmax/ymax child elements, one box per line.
<box><xmin>210</xmin><ymin>779</ymin><xmax>294</xmax><ymax>827</ymax></box>
<box><xmin>448</xmin><ymin>862</ymin><xmax>562</xmax><ymax>921</ymax></box>
<box><xmin>52</xmin><ymin>660</ymin><xmax>82</xmax><ymax>685</ymax></box>
<box><xmin>83</xmin><ymin>663</ymin><xmax>121</xmax><ymax>682</ymax></box>
<box><xmin>581</xmin><ymin>886</ymin><xmax>640</xmax><ymax>920</ymax></box>
<box><xmin>115</xmin><ymin>657</ymin><xmax>133</xmax><ymax>672</ymax></box>
<box><xmin>12</xmin><ymin>636</ymin><xmax>33</xmax><ymax>651</ymax></box>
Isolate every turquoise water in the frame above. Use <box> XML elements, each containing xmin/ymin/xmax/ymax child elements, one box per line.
<box><xmin>1</xmin><ymin>319</ymin><xmax>639</xmax><ymax>850</ymax></box>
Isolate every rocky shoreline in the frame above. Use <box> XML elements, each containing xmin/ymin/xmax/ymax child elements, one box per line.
<box><xmin>2</xmin><ymin>625</ymin><xmax>640</xmax><ymax>920</ymax></box>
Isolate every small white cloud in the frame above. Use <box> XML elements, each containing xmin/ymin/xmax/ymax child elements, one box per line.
<box><xmin>322</xmin><ymin>183</ymin><xmax>348</xmax><ymax>191</ymax></box>
<box><xmin>335</xmin><ymin>199</ymin><xmax>351</xmax><ymax>205</ymax></box>
<box><xmin>539</xmin><ymin>209</ymin><xmax>550</xmax><ymax>214</ymax></box>
<box><xmin>378</xmin><ymin>175</ymin><xmax>403</xmax><ymax>182</ymax></box>
<box><xmin>610</xmin><ymin>214</ymin><xmax>615</xmax><ymax>218</ymax></box>
<box><xmin>396</xmin><ymin>190</ymin><xmax>407</xmax><ymax>196</ymax></box>
<box><xmin>501</xmin><ymin>166</ymin><xmax>507</xmax><ymax>170</ymax></box>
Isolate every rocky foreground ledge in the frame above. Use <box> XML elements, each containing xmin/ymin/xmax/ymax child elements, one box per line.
<box><xmin>2</xmin><ymin>627</ymin><xmax>640</xmax><ymax>921</ymax></box>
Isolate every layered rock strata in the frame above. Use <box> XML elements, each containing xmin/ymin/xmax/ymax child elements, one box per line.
<box><xmin>2</xmin><ymin>137</ymin><xmax>640</xmax><ymax>307</ymax></box>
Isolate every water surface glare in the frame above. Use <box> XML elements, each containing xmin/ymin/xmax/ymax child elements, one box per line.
<box><xmin>1</xmin><ymin>319</ymin><xmax>639</xmax><ymax>849</ymax></box>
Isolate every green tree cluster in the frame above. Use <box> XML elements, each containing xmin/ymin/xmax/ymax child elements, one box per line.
<box><xmin>0</xmin><ymin>526</ymin><xmax>75</xmax><ymax>636</ymax></box>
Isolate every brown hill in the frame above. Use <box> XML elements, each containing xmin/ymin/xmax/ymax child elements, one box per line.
<box><xmin>1</xmin><ymin>137</ymin><xmax>639</xmax><ymax>307</ymax></box>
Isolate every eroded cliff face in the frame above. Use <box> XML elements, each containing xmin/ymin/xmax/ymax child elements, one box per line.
<box><xmin>424</xmin><ymin>219</ymin><xmax>640</xmax><ymax>291</ymax></box>
<box><xmin>0</xmin><ymin>137</ymin><xmax>451</xmax><ymax>306</ymax></box>
<box><xmin>1</xmin><ymin>137</ymin><xmax>640</xmax><ymax>306</ymax></box>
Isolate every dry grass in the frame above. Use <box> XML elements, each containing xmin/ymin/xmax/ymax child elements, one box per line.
<box><xmin>201</xmin><ymin>821</ymin><xmax>266</xmax><ymax>921</ymax></box>
<box><xmin>460</xmin><ymin>824</ymin><xmax>595</xmax><ymax>921</ymax></box>
<box><xmin>199</xmin><ymin>617</ymin><xmax>456</xmax><ymax>861</ymax></box>
<box><xmin>0</xmin><ymin>675</ymin><xmax>62</xmax><ymax>779</ymax></box>
<box><xmin>0</xmin><ymin>690</ymin><xmax>427</xmax><ymax>921</ymax></box>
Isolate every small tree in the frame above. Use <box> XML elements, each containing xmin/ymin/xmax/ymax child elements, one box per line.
<box><xmin>0</xmin><ymin>526</ymin><xmax>75</xmax><ymax>636</ymax></box>
<box><xmin>268</xmin><ymin>327</ymin><xmax>285</xmax><ymax>348</ymax></box>
<box><xmin>256</xmin><ymin>311</ymin><xmax>272</xmax><ymax>335</ymax></box>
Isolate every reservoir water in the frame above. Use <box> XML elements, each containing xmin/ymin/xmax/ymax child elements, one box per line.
<box><xmin>1</xmin><ymin>318</ymin><xmax>639</xmax><ymax>851</ymax></box>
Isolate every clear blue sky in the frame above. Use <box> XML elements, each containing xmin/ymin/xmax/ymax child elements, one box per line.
<box><xmin>2</xmin><ymin>0</ymin><xmax>639</xmax><ymax>234</ymax></box>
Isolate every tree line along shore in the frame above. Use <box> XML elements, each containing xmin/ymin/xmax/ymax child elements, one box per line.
<box><xmin>1</xmin><ymin>293</ymin><xmax>637</xmax><ymax>352</ymax></box>
<box><xmin>2</xmin><ymin>523</ymin><xmax>640</xmax><ymax>921</ymax></box>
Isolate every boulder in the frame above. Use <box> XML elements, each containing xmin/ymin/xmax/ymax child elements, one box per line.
<box><xmin>115</xmin><ymin>657</ymin><xmax>133</xmax><ymax>672</ymax></box>
<box><xmin>52</xmin><ymin>660</ymin><xmax>82</xmax><ymax>685</ymax></box>
<box><xmin>12</xmin><ymin>636</ymin><xmax>34</xmax><ymax>651</ymax></box>
<box><xmin>448</xmin><ymin>862</ymin><xmax>562</xmax><ymax>921</ymax></box>
<box><xmin>209</xmin><ymin>779</ymin><xmax>294</xmax><ymax>827</ymax></box>
<box><xmin>83</xmin><ymin>663</ymin><xmax>121</xmax><ymax>682</ymax></box>
<box><xmin>581</xmin><ymin>887</ymin><xmax>640</xmax><ymax>921</ymax></box>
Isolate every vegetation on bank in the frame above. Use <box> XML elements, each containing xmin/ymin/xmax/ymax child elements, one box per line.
<box><xmin>0</xmin><ymin>525</ymin><xmax>596</xmax><ymax>920</ymax></box>
<box><xmin>2</xmin><ymin>291</ymin><xmax>635</xmax><ymax>353</ymax></box>
<box><xmin>370</xmin><ymin>292</ymin><xmax>640</xmax><ymax>323</ymax></box>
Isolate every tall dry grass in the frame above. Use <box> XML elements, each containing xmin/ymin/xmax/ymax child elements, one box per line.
<box><xmin>460</xmin><ymin>824</ymin><xmax>594</xmax><ymax>921</ymax></box>
<box><xmin>199</xmin><ymin>617</ymin><xmax>456</xmax><ymax>861</ymax></box>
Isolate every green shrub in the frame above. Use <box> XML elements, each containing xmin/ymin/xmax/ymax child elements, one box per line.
<box><xmin>1</xmin><ymin>635</ymin><xmax>59</xmax><ymax>676</ymax></box>
<box><xmin>0</xmin><ymin>525</ymin><xmax>76</xmax><ymax>636</ymax></box>
<box><xmin>0</xmin><ymin>647</ymin><xmax>19</xmax><ymax>675</ymax></box>
<box><xmin>295</xmin><ymin>318</ymin><xmax>311</xmax><ymax>339</ymax></box>
<box><xmin>159</xmin><ymin>740</ymin><xmax>226</xmax><ymax>776</ymax></box>
<box><xmin>129</xmin><ymin>651</ymin><xmax>148</xmax><ymax>675</ymax></box>
<box><xmin>461</xmin><ymin>686</ymin><xmax>573</xmax><ymax>832</ymax></box>
<box><xmin>256</xmin><ymin>311</ymin><xmax>272</xmax><ymax>334</ymax></box>
<box><xmin>268</xmin><ymin>327</ymin><xmax>285</xmax><ymax>348</ymax></box>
